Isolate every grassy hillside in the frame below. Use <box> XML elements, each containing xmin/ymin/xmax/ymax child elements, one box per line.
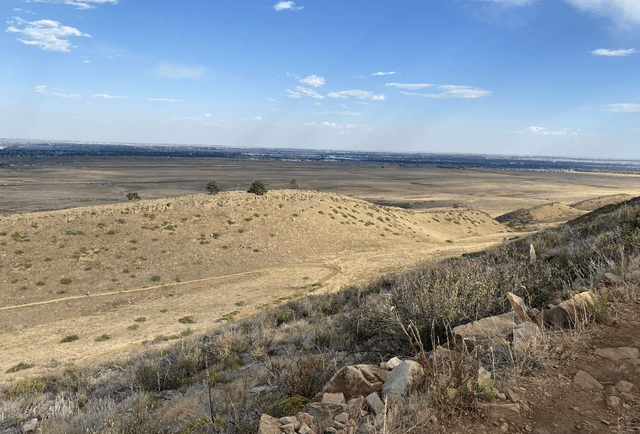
<box><xmin>2</xmin><ymin>194</ymin><xmax>638</xmax><ymax>433</ymax></box>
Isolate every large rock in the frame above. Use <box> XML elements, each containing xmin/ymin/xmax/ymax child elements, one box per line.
<box><xmin>573</xmin><ymin>371</ymin><xmax>603</xmax><ymax>390</ymax></box>
<box><xmin>513</xmin><ymin>321</ymin><xmax>541</xmax><ymax>352</ymax></box>
<box><xmin>381</xmin><ymin>360</ymin><xmax>424</xmax><ymax>398</ymax></box>
<box><xmin>603</xmin><ymin>273</ymin><xmax>624</xmax><ymax>286</ymax></box>
<box><xmin>452</xmin><ymin>312</ymin><xmax>516</xmax><ymax>347</ymax></box>
<box><xmin>22</xmin><ymin>419</ymin><xmax>38</xmax><ymax>434</ymax></box>
<box><xmin>547</xmin><ymin>291</ymin><xmax>595</xmax><ymax>328</ymax></box>
<box><xmin>257</xmin><ymin>414</ymin><xmax>283</xmax><ymax>434</ymax></box>
<box><xmin>319</xmin><ymin>365</ymin><xmax>387</xmax><ymax>401</ymax></box>
<box><xmin>507</xmin><ymin>292</ymin><xmax>531</xmax><ymax>324</ymax></box>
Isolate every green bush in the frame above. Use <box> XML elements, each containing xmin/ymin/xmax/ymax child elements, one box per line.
<box><xmin>60</xmin><ymin>278</ymin><xmax>72</xmax><ymax>285</ymax></box>
<box><xmin>587</xmin><ymin>291</ymin><xmax>609</xmax><ymax>323</ymax></box>
<box><xmin>207</xmin><ymin>180</ymin><xmax>220</xmax><ymax>194</ymax></box>
<box><xmin>247</xmin><ymin>180</ymin><xmax>267</xmax><ymax>195</ymax></box>
<box><xmin>60</xmin><ymin>334</ymin><xmax>79</xmax><ymax>343</ymax></box>
<box><xmin>179</xmin><ymin>315</ymin><xmax>196</xmax><ymax>324</ymax></box>
<box><xmin>95</xmin><ymin>333</ymin><xmax>112</xmax><ymax>342</ymax></box>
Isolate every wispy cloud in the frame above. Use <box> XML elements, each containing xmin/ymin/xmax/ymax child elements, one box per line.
<box><xmin>564</xmin><ymin>0</ymin><xmax>640</xmax><ymax>23</ymax></box>
<box><xmin>273</xmin><ymin>1</ymin><xmax>303</xmax><ymax>11</ymax></box>
<box><xmin>401</xmin><ymin>85</ymin><xmax>492</xmax><ymax>99</ymax></box>
<box><xmin>604</xmin><ymin>103</ymin><xmax>640</xmax><ymax>112</ymax></box>
<box><xmin>299</xmin><ymin>75</ymin><xmax>325</xmax><ymax>88</ymax></box>
<box><xmin>149</xmin><ymin>98</ymin><xmax>185</xmax><ymax>102</ymax></box>
<box><xmin>26</xmin><ymin>0</ymin><xmax>117</xmax><ymax>10</ymax></box>
<box><xmin>591</xmin><ymin>48</ymin><xmax>637</xmax><ymax>57</ymax></box>
<box><xmin>93</xmin><ymin>94</ymin><xmax>127</xmax><ymax>99</ymax></box>
<box><xmin>372</xmin><ymin>71</ymin><xmax>396</xmax><ymax>76</ymax></box>
<box><xmin>6</xmin><ymin>17</ymin><xmax>91</xmax><ymax>52</ymax></box>
<box><xmin>385</xmin><ymin>82</ymin><xmax>434</xmax><ymax>90</ymax></box>
<box><xmin>519</xmin><ymin>126</ymin><xmax>579</xmax><ymax>136</ymax></box>
<box><xmin>154</xmin><ymin>63</ymin><xmax>206</xmax><ymax>80</ymax></box>
<box><xmin>488</xmin><ymin>0</ymin><xmax>538</xmax><ymax>6</ymax></box>
<box><xmin>287</xmin><ymin>86</ymin><xmax>324</xmax><ymax>99</ymax></box>
<box><xmin>371</xmin><ymin>94</ymin><xmax>385</xmax><ymax>101</ymax></box>
<box><xmin>327</xmin><ymin>90</ymin><xmax>373</xmax><ymax>99</ymax></box>
<box><xmin>35</xmin><ymin>85</ymin><xmax>81</xmax><ymax>98</ymax></box>
<box><xmin>323</xmin><ymin>111</ymin><xmax>362</xmax><ymax>116</ymax></box>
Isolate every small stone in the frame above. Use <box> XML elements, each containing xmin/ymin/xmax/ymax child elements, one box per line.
<box><xmin>506</xmin><ymin>388</ymin><xmax>519</xmax><ymax>403</ymax></box>
<box><xmin>334</xmin><ymin>413</ymin><xmax>349</xmax><ymax>424</ymax></box>
<box><xmin>604</xmin><ymin>385</ymin><xmax>616</xmax><ymax>396</ymax></box>
<box><xmin>525</xmin><ymin>424</ymin><xmax>532</xmax><ymax>432</ymax></box>
<box><xmin>279</xmin><ymin>416</ymin><xmax>297</xmax><ymax>426</ymax></box>
<box><xmin>280</xmin><ymin>423</ymin><xmax>295</xmax><ymax>434</ymax></box>
<box><xmin>429</xmin><ymin>415</ymin><xmax>438</xmax><ymax>425</ymax></box>
<box><xmin>573</xmin><ymin>371</ymin><xmax>603</xmax><ymax>390</ymax></box>
<box><xmin>386</xmin><ymin>357</ymin><xmax>402</xmax><ymax>369</ymax></box>
<box><xmin>606</xmin><ymin>396</ymin><xmax>621</xmax><ymax>408</ymax></box>
<box><xmin>497</xmin><ymin>392</ymin><xmax>507</xmax><ymax>400</ymax></box>
<box><xmin>615</xmin><ymin>380</ymin><xmax>634</xmax><ymax>393</ymax></box>
<box><xmin>323</xmin><ymin>393</ymin><xmax>346</xmax><ymax>405</ymax></box>
<box><xmin>500</xmin><ymin>422</ymin><xmax>509</xmax><ymax>432</ymax></box>
<box><xmin>506</xmin><ymin>292</ymin><xmax>531</xmax><ymax>324</ymax></box>
<box><xmin>366</xmin><ymin>392</ymin><xmax>385</xmax><ymax>416</ymax></box>
<box><xmin>21</xmin><ymin>419</ymin><xmax>38</xmax><ymax>434</ymax></box>
<box><xmin>257</xmin><ymin>414</ymin><xmax>283</xmax><ymax>434</ymax></box>
<box><xmin>298</xmin><ymin>423</ymin><xmax>313</xmax><ymax>434</ymax></box>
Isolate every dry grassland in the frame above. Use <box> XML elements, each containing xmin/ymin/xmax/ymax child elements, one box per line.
<box><xmin>1</xmin><ymin>157</ymin><xmax>640</xmax><ymax>383</ymax></box>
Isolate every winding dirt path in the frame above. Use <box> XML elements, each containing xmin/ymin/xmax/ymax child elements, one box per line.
<box><xmin>0</xmin><ymin>263</ymin><xmax>341</xmax><ymax>312</ymax></box>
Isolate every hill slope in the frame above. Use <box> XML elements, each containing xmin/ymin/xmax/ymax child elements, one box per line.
<box><xmin>0</xmin><ymin>190</ymin><xmax>508</xmax><ymax>377</ymax></box>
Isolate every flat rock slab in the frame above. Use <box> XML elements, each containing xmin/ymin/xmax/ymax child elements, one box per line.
<box><xmin>258</xmin><ymin>414</ymin><xmax>283</xmax><ymax>434</ymax></box>
<box><xmin>573</xmin><ymin>370</ymin><xmax>603</xmax><ymax>390</ymax></box>
<box><xmin>452</xmin><ymin>312</ymin><xmax>516</xmax><ymax>346</ymax></box>
<box><xmin>480</xmin><ymin>403</ymin><xmax>521</xmax><ymax>422</ymax></box>
<box><xmin>594</xmin><ymin>347</ymin><xmax>639</xmax><ymax>361</ymax></box>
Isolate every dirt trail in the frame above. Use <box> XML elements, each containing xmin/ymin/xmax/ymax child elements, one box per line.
<box><xmin>0</xmin><ymin>263</ymin><xmax>341</xmax><ymax>311</ymax></box>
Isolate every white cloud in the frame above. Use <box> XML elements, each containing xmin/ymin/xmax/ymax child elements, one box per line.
<box><xmin>323</xmin><ymin>111</ymin><xmax>361</xmax><ymax>116</ymax></box>
<box><xmin>6</xmin><ymin>17</ymin><xmax>91</xmax><ymax>52</ymax></box>
<box><xmin>323</xmin><ymin>122</ymin><xmax>337</xmax><ymax>127</ymax></box>
<box><xmin>564</xmin><ymin>0</ymin><xmax>640</xmax><ymax>23</ymax></box>
<box><xmin>604</xmin><ymin>103</ymin><xmax>640</xmax><ymax>112</ymax></box>
<box><xmin>385</xmin><ymin>82</ymin><xmax>434</xmax><ymax>90</ymax></box>
<box><xmin>93</xmin><ymin>94</ymin><xmax>127</xmax><ymax>99</ymax></box>
<box><xmin>253</xmin><ymin>116</ymin><xmax>262</xmax><ymax>120</ymax></box>
<box><xmin>299</xmin><ymin>75</ymin><xmax>325</xmax><ymax>88</ymax></box>
<box><xmin>83</xmin><ymin>59</ymin><xmax>90</xmax><ymax>63</ymax></box>
<box><xmin>273</xmin><ymin>1</ymin><xmax>303</xmax><ymax>11</ymax></box>
<box><xmin>155</xmin><ymin>63</ymin><xmax>206</xmax><ymax>80</ymax></box>
<box><xmin>28</xmin><ymin>0</ymin><xmax>117</xmax><ymax>9</ymax></box>
<box><xmin>327</xmin><ymin>90</ymin><xmax>373</xmax><ymax>99</ymax></box>
<box><xmin>520</xmin><ymin>126</ymin><xmax>579</xmax><ymax>136</ymax></box>
<box><xmin>149</xmin><ymin>98</ymin><xmax>185</xmax><ymax>102</ymax></box>
<box><xmin>401</xmin><ymin>85</ymin><xmax>492</xmax><ymax>99</ymax></box>
<box><xmin>372</xmin><ymin>71</ymin><xmax>396</xmax><ymax>76</ymax></box>
<box><xmin>35</xmin><ymin>85</ymin><xmax>81</xmax><ymax>98</ymax></box>
<box><xmin>289</xmin><ymin>86</ymin><xmax>324</xmax><ymax>99</ymax></box>
<box><xmin>286</xmin><ymin>72</ymin><xmax>301</xmax><ymax>79</ymax></box>
<box><xmin>371</xmin><ymin>94</ymin><xmax>386</xmax><ymax>101</ymax></box>
<box><xmin>591</xmin><ymin>48</ymin><xmax>637</xmax><ymax>57</ymax></box>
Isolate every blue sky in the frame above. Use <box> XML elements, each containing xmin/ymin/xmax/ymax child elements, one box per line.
<box><xmin>1</xmin><ymin>0</ymin><xmax>640</xmax><ymax>158</ymax></box>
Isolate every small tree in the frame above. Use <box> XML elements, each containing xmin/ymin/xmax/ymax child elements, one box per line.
<box><xmin>206</xmin><ymin>181</ymin><xmax>220</xmax><ymax>195</ymax></box>
<box><xmin>289</xmin><ymin>178</ymin><xmax>299</xmax><ymax>190</ymax></box>
<box><xmin>247</xmin><ymin>181</ymin><xmax>267</xmax><ymax>196</ymax></box>
<box><xmin>126</xmin><ymin>192</ymin><xmax>141</xmax><ymax>201</ymax></box>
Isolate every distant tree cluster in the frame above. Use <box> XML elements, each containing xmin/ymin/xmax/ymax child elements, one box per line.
<box><xmin>248</xmin><ymin>181</ymin><xmax>267</xmax><ymax>195</ymax></box>
<box><xmin>206</xmin><ymin>181</ymin><xmax>220</xmax><ymax>195</ymax></box>
<box><xmin>126</xmin><ymin>192</ymin><xmax>141</xmax><ymax>201</ymax></box>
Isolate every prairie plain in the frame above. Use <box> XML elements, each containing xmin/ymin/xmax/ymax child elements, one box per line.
<box><xmin>1</xmin><ymin>156</ymin><xmax>639</xmax><ymax>381</ymax></box>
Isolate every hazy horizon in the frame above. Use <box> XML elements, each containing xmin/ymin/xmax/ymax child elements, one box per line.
<box><xmin>2</xmin><ymin>0</ymin><xmax>639</xmax><ymax>159</ymax></box>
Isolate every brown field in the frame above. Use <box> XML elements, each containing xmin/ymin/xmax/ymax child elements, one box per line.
<box><xmin>1</xmin><ymin>156</ymin><xmax>639</xmax><ymax>381</ymax></box>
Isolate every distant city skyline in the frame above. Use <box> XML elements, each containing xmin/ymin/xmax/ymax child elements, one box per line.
<box><xmin>1</xmin><ymin>0</ymin><xmax>639</xmax><ymax>159</ymax></box>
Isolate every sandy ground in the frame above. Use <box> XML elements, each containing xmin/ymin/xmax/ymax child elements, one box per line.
<box><xmin>1</xmin><ymin>157</ymin><xmax>639</xmax><ymax>382</ymax></box>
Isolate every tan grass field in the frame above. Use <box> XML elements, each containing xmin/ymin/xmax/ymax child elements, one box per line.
<box><xmin>1</xmin><ymin>157</ymin><xmax>639</xmax><ymax>381</ymax></box>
